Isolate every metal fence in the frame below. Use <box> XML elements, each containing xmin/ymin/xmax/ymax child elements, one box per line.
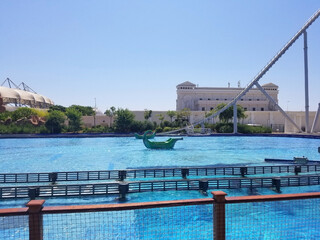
<box><xmin>1</xmin><ymin>164</ymin><xmax>320</xmax><ymax>184</ymax></box>
<box><xmin>2</xmin><ymin>174</ymin><xmax>320</xmax><ymax>199</ymax></box>
<box><xmin>1</xmin><ymin>191</ymin><xmax>320</xmax><ymax>239</ymax></box>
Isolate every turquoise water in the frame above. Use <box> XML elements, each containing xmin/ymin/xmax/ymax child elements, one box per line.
<box><xmin>1</xmin><ymin>136</ymin><xmax>320</xmax><ymax>239</ymax></box>
<box><xmin>1</xmin><ymin>136</ymin><xmax>320</xmax><ymax>173</ymax></box>
<box><xmin>1</xmin><ymin>135</ymin><xmax>320</xmax><ymax>207</ymax></box>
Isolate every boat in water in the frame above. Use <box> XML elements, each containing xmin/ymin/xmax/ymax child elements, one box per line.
<box><xmin>134</xmin><ymin>131</ymin><xmax>156</xmax><ymax>139</ymax></box>
<box><xmin>142</xmin><ymin>130</ymin><xmax>183</xmax><ymax>149</ymax></box>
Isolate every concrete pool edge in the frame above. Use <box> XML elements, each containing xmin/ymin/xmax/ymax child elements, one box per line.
<box><xmin>1</xmin><ymin>132</ymin><xmax>320</xmax><ymax>139</ymax></box>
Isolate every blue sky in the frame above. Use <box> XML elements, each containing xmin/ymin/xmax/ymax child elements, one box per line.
<box><xmin>1</xmin><ymin>1</ymin><xmax>319</xmax><ymax>112</ymax></box>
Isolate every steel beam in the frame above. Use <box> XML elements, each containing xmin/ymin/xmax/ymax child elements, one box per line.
<box><xmin>193</xmin><ymin>9</ymin><xmax>320</xmax><ymax>127</ymax></box>
<box><xmin>304</xmin><ymin>31</ymin><xmax>310</xmax><ymax>133</ymax></box>
<box><xmin>255</xmin><ymin>82</ymin><xmax>301</xmax><ymax>132</ymax></box>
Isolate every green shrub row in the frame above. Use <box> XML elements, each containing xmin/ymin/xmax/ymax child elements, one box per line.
<box><xmin>0</xmin><ymin>123</ymin><xmax>48</xmax><ymax>134</ymax></box>
<box><xmin>206</xmin><ymin>123</ymin><xmax>272</xmax><ymax>134</ymax></box>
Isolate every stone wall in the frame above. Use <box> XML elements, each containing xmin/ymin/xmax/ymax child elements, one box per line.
<box><xmin>81</xmin><ymin>110</ymin><xmax>320</xmax><ymax>133</ymax></box>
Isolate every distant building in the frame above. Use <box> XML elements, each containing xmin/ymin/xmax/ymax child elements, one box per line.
<box><xmin>176</xmin><ymin>81</ymin><xmax>279</xmax><ymax>111</ymax></box>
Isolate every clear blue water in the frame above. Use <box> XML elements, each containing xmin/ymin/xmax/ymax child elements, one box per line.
<box><xmin>1</xmin><ymin>135</ymin><xmax>320</xmax><ymax>207</ymax></box>
<box><xmin>1</xmin><ymin>136</ymin><xmax>320</xmax><ymax>239</ymax></box>
<box><xmin>1</xmin><ymin>136</ymin><xmax>320</xmax><ymax>173</ymax></box>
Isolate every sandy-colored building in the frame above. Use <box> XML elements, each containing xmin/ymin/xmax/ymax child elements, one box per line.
<box><xmin>176</xmin><ymin>81</ymin><xmax>279</xmax><ymax>112</ymax></box>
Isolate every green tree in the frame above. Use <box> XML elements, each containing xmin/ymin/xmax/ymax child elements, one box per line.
<box><xmin>113</xmin><ymin>108</ymin><xmax>135</xmax><ymax>133</ymax></box>
<box><xmin>66</xmin><ymin>108</ymin><xmax>82</xmax><ymax>132</ymax></box>
<box><xmin>69</xmin><ymin>105</ymin><xmax>94</xmax><ymax>116</ymax></box>
<box><xmin>166</xmin><ymin>110</ymin><xmax>176</xmax><ymax>122</ymax></box>
<box><xmin>104</xmin><ymin>106</ymin><xmax>116</xmax><ymax>127</ymax></box>
<box><xmin>11</xmin><ymin>107</ymin><xmax>37</xmax><ymax>121</ymax></box>
<box><xmin>215</xmin><ymin>103</ymin><xmax>246</xmax><ymax>123</ymax></box>
<box><xmin>48</xmin><ymin>105</ymin><xmax>66</xmax><ymax>113</ymax></box>
<box><xmin>45</xmin><ymin>110</ymin><xmax>65</xmax><ymax>133</ymax></box>
<box><xmin>157</xmin><ymin>113</ymin><xmax>165</xmax><ymax>125</ymax></box>
<box><xmin>176</xmin><ymin>108</ymin><xmax>191</xmax><ymax>125</ymax></box>
<box><xmin>181</xmin><ymin>108</ymin><xmax>191</xmax><ymax>122</ymax></box>
<box><xmin>144</xmin><ymin>109</ymin><xmax>152</xmax><ymax>121</ymax></box>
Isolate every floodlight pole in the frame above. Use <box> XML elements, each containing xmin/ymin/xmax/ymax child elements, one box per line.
<box><xmin>304</xmin><ymin>31</ymin><xmax>310</xmax><ymax>133</ymax></box>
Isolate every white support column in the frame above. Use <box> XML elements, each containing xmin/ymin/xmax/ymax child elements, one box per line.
<box><xmin>311</xmin><ymin>103</ymin><xmax>320</xmax><ymax>133</ymax></box>
<box><xmin>304</xmin><ymin>31</ymin><xmax>310</xmax><ymax>133</ymax></box>
<box><xmin>233</xmin><ymin>102</ymin><xmax>238</xmax><ymax>134</ymax></box>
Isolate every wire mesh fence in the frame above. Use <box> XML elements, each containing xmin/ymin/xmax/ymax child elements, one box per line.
<box><xmin>1</xmin><ymin>192</ymin><xmax>320</xmax><ymax>239</ymax></box>
<box><xmin>42</xmin><ymin>205</ymin><xmax>213</xmax><ymax>240</ymax></box>
<box><xmin>225</xmin><ymin>198</ymin><xmax>320</xmax><ymax>239</ymax></box>
<box><xmin>0</xmin><ymin>215</ymin><xmax>28</xmax><ymax>240</ymax></box>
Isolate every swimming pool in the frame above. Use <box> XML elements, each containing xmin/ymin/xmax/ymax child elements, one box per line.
<box><xmin>1</xmin><ymin>136</ymin><xmax>320</xmax><ymax>239</ymax></box>
<box><xmin>1</xmin><ymin>135</ymin><xmax>320</xmax><ymax>207</ymax></box>
<box><xmin>1</xmin><ymin>136</ymin><xmax>319</xmax><ymax>173</ymax></box>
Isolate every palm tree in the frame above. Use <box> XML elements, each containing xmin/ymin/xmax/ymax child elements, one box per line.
<box><xmin>166</xmin><ymin>110</ymin><xmax>176</xmax><ymax>123</ymax></box>
<box><xmin>104</xmin><ymin>106</ymin><xmax>116</xmax><ymax>127</ymax></box>
<box><xmin>157</xmin><ymin>113</ymin><xmax>165</xmax><ymax>125</ymax></box>
<box><xmin>144</xmin><ymin>109</ymin><xmax>152</xmax><ymax>121</ymax></box>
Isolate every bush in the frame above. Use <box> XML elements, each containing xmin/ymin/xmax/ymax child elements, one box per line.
<box><xmin>162</xmin><ymin>126</ymin><xmax>181</xmax><ymax>133</ymax></box>
<box><xmin>82</xmin><ymin>125</ymin><xmax>110</xmax><ymax>133</ymax></box>
<box><xmin>32</xmin><ymin>109</ymin><xmax>48</xmax><ymax>118</ymax></box>
<box><xmin>0</xmin><ymin>111</ymin><xmax>11</xmax><ymax>121</ymax></box>
<box><xmin>66</xmin><ymin>108</ymin><xmax>82</xmax><ymax>132</ymax></box>
<box><xmin>129</xmin><ymin>121</ymin><xmax>144</xmax><ymax>133</ymax></box>
<box><xmin>206</xmin><ymin>123</ymin><xmax>272</xmax><ymax>134</ymax></box>
<box><xmin>218</xmin><ymin>123</ymin><xmax>233</xmax><ymax>133</ymax></box>
<box><xmin>0</xmin><ymin>123</ymin><xmax>48</xmax><ymax>134</ymax></box>
<box><xmin>238</xmin><ymin>124</ymin><xmax>272</xmax><ymax>134</ymax></box>
<box><xmin>45</xmin><ymin>110</ymin><xmax>66</xmax><ymax>133</ymax></box>
<box><xmin>114</xmin><ymin>108</ymin><xmax>135</xmax><ymax>133</ymax></box>
<box><xmin>11</xmin><ymin>107</ymin><xmax>36</xmax><ymax>121</ymax></box>
<box><xmin>155</xmin><ymin>127</ymin><xmax>163</xmax><ymax>133</ymax></box>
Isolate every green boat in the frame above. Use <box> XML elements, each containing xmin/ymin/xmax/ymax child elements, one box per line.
<box><xmin>142</xmin><ymin>130</ymin><xmax>183</xmax><ymax>149</ymax></box>
<box><xmin>134</xmin><ymin>131</ymin><xmax>156</xmax><ymax>139</ymax></box>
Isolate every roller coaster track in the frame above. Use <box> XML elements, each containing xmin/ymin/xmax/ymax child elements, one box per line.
<box><xmin>162</xmin><ymin>9</ymin><xmax>320</xmax><ymax>135</ymax></box>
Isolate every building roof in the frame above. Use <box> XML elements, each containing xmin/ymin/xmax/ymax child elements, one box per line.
<box><xmin>262</xmin><ymin>83</ymin><xmax>278</xmax><ymax>88</ymax></box>
<box><xmin>176</xmin><ymin>81</ymin><xmax>196</xmax><ymax>87</ymax></box>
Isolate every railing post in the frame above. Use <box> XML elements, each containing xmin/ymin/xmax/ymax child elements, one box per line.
<box><xmin>240</xmin><ymin>167</ymin><xmax>247</xmax><ymax>177</ymax></box>
<box><xmin>212</xmin><ymin>191</ymin><xmax>227</xmax><ymax>240</ymax></box>
<box><xmin>181</xmin><ymin>168</ymin><xmax>189</xmax><ymax>179</ymax></box>
<box><xmin>118</xmin><ymin>183</ymin><xmax>129</xmax><ymax>200</ymax></box>
<box><xmin>28</xmin><ymin>187</ymin><xmax>40</xmax><ymax>200</ymax></box>
<box><xmin>272</xmin><ymin>177</ymin><xmax>281</xmax><ymax>193</ymax></box>
<box><xmin>294</xmin><ymin>166</ymin><xmax>301</xmax><ymax>175</ymax></box>
<box><xmin>27</xmin><ymin>200</ymin><xmax>45</xmax><ymax>240</ymax></box>
<box><xmin>118</xmin><ymin>171</ymin><xmax>127</xmax><ymax>181</ymax></box>
<box><xmin>199</xmin><ymin>180</ymin><xmax>208</xmax><ymax>195</ymax></box>
<box><xmin>49</xmin><ymin>172</ymin><xmax>58</xmax><ymax>183</ymax></box>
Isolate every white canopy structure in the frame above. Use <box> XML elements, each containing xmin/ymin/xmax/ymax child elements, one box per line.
<box><xmin>0</xmin><ymin>85</ymin><xmax>54</xmax><ymax>109</ymax></box>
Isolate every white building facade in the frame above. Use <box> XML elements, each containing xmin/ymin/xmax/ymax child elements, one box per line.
<box><xmin>176</xmin><ymin>81</ymin><xmax>279</xmax><ymax>112</ymax></box>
